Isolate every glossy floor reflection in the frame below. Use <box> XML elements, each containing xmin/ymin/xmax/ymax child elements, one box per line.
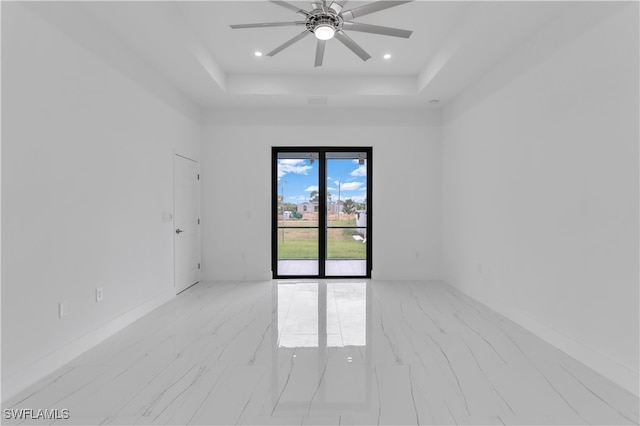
<box><xmin>3</xmin><ymin>280</ymin><xmax>638</xmax><ymax>425</ymax></box>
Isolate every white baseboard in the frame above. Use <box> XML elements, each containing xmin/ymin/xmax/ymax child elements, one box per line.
<box><xmin>450</xmin><ymin>284</ymin><xmax>639</xmax><ymax>397</ymax></box>
<box><xmin>2</xmin><ymin>289</ymin><xmax>175</xmax><ymax>403</ymax></box>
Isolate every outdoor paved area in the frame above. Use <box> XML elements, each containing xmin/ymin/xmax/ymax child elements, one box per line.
<box><xmin>278</xmin><ymin>260</ymin><xmax>367</xmax><ymax>276</ymax></box>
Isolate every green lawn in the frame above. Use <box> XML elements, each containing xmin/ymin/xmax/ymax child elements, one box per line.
<box><xmin>277</xmin><ymin>238</ymin><xmax>318</xmax><ymax>259</ymax></box>
<box><xmin>276</xmin><ymin>219</ymin><xmax>366</xmax><ymax>259</ymax></box>
<box><xmin>327</xmin><ymin>237</ymin><xmax>367</xmax><ymax>259</ymax></box>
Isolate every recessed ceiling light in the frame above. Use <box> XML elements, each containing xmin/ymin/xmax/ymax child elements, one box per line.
<box><xmin>254</xmin><ymin>51</ymin><xmax>263</xmax><ymax>57</ymax></box>
<box><xmin>383</xmin><ymin>54</ymin><xmax>392</xmax><ymax>60</ymax></box>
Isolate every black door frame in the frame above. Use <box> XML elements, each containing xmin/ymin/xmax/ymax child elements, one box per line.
<box><xmin>272</xmin><ymin>147</ymin><xmax>372</xmax><ymax>279</ymax></box>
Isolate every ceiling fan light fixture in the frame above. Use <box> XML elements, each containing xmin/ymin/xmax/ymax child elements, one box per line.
<box><xmin>314</xmin><ymin>24</ymin><xmax>335</xmax><ymax>40</ymax></box>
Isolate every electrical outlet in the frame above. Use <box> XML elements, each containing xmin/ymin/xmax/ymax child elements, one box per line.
<box><xmin>96</xmin><ymin>287</ymin><xmax>103</xmax><ymax>302</ymax></box>
<box><xmin>58</xmin><ymin>301</ymin><xmax>68</xmax><ymax>319</ymax></box>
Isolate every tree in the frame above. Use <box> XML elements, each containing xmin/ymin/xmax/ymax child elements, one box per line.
<box><xmin>309</xmin><ymin>190</ymin><xmax>319</xmax><ymax>202</ymax></box>
<box><xmin>342</xmin><ymin>199</ymin><xmax>357</xmax><ymax>215</ymax></box>
<box><xmin>284</xmin><ymin>202</ymin><xmax>297</xmax><ymax>212</ymax></box>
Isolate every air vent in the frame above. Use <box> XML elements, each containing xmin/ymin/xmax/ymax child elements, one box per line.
<box><xmin>308</xmin><ymin>96</ymin><xmax>328</xmax><ymax>105</ymax></box>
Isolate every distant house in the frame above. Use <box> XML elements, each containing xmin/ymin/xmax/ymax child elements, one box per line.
<box><xmin>297</xmin><ymin>201</ymin><xmax>319</xmax><ymax>213</ymax></box>
<box><xmin>297</xmin><ymin>201</ymin><xmax>346</xmax><ymax>214</ymax></box>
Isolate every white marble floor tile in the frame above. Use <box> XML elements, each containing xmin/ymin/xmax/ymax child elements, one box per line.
<box><xmin>2</xmin><ymin>280</ymin><xmax>637</xmax><ymax>425</ymax></box>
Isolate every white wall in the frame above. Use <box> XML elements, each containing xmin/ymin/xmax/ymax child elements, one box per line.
<box><xmin>442</xmin><ymin>2</ymin><xmax>639</xmax><ymax>395</ymax></box>
<box><xmin>201</xmin><ymin>108</ymin><xmax>442</xmax><ymax>281</ymax></box>
<box><xmin>1</xmin><ymin>3</ymin><xmax>201</xmax><ymax>399</ymax></box>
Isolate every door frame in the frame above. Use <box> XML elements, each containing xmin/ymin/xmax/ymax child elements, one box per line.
<box><xmin>272</xmin><ymin>147</ymin><xmax>372</xmax><ymax>279</ymax></box>
<box><xmin>174</xmin><ymin>153</ymin><xmax>201</xmax><ymax>294</ymax></box>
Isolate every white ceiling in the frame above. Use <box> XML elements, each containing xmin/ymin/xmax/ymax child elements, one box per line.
<box><xmin>74</xmin><ymin>1</ymin><xmax>576</xmax><ymax>109</ymax></box>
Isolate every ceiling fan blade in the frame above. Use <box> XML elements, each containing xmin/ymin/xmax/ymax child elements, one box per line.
<box><xmin>329</xmin><ymin>1</ymin><xmax>347</xmax><ymax>13</ymax></box>
<box><xmin>342</xmin><ymin>21</ymin><xmax>412</xmax><ymax>38</ymax></box>
<box><xmin>315</xmin><ymin>39</ymin><xmax>326</xmax><ymax>67</ymax></box>
<box><xmin>266</xmin><ymin>30</ymin><xmax>311</xmax><ymax>57</ymax></box>
<box><xmin>334</xmin><ymin>30</ymin><xmax>371</xmax><ymax>61</ymax></box>
<box><xmin>269</xmin><ymin>0</ymin><xmax>310</xmax><ymax>16</ymax></box>
<box><xmin>340</xmin><ymin>1</ymin><xmax>413</xmax><ymax>21</ymax></box>
<box><xmin>230</xmin><ymin>21</ymin><xmax>306</xmax><ymax>29</ymax></box>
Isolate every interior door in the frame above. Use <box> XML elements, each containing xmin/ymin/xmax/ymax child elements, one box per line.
<box><xmin>174</xmin><ymin>154</ymin><xmax>200</xmax><ymax>293</ymax></box>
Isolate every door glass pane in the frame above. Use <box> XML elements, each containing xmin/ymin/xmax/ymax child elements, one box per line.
<box><xmin>326</xmin><ymin>154</ymin><xmax>367</xmax><ymax>276</ymax></box>
<box><xmin>276</xmin><ymin>153</ymin><xmax>319</xmax><ymax>276</ymax></box>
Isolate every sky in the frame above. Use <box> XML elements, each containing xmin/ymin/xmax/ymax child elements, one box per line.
<box><xmin>277</xmin><ymin>158</ymin><xmax>367</xmax><ymax>204</ymax></box>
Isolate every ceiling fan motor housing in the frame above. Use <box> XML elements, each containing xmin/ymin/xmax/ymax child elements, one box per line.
<box><xmin>306</xmin><ymin>11</ymin><xmax>342</xmax><ymax>35</ymax></box>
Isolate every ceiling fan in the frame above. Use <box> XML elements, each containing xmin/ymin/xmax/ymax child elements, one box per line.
<box><xmin>230</xmin><ymin>1</ymin><xmax>414</xmax><ymax>67</ymax></box>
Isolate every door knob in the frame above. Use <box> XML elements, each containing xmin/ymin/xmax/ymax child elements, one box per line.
<box><xmin>176</xmin><ymin>228</ymin><xmax>184</xmax><ymax>234</ymax></box>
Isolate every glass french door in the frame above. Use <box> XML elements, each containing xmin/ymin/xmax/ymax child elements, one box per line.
<box><xmin>272</xmin><ymin>147</ymin><xmax>371</xmax><ymax>278</ymax></box>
